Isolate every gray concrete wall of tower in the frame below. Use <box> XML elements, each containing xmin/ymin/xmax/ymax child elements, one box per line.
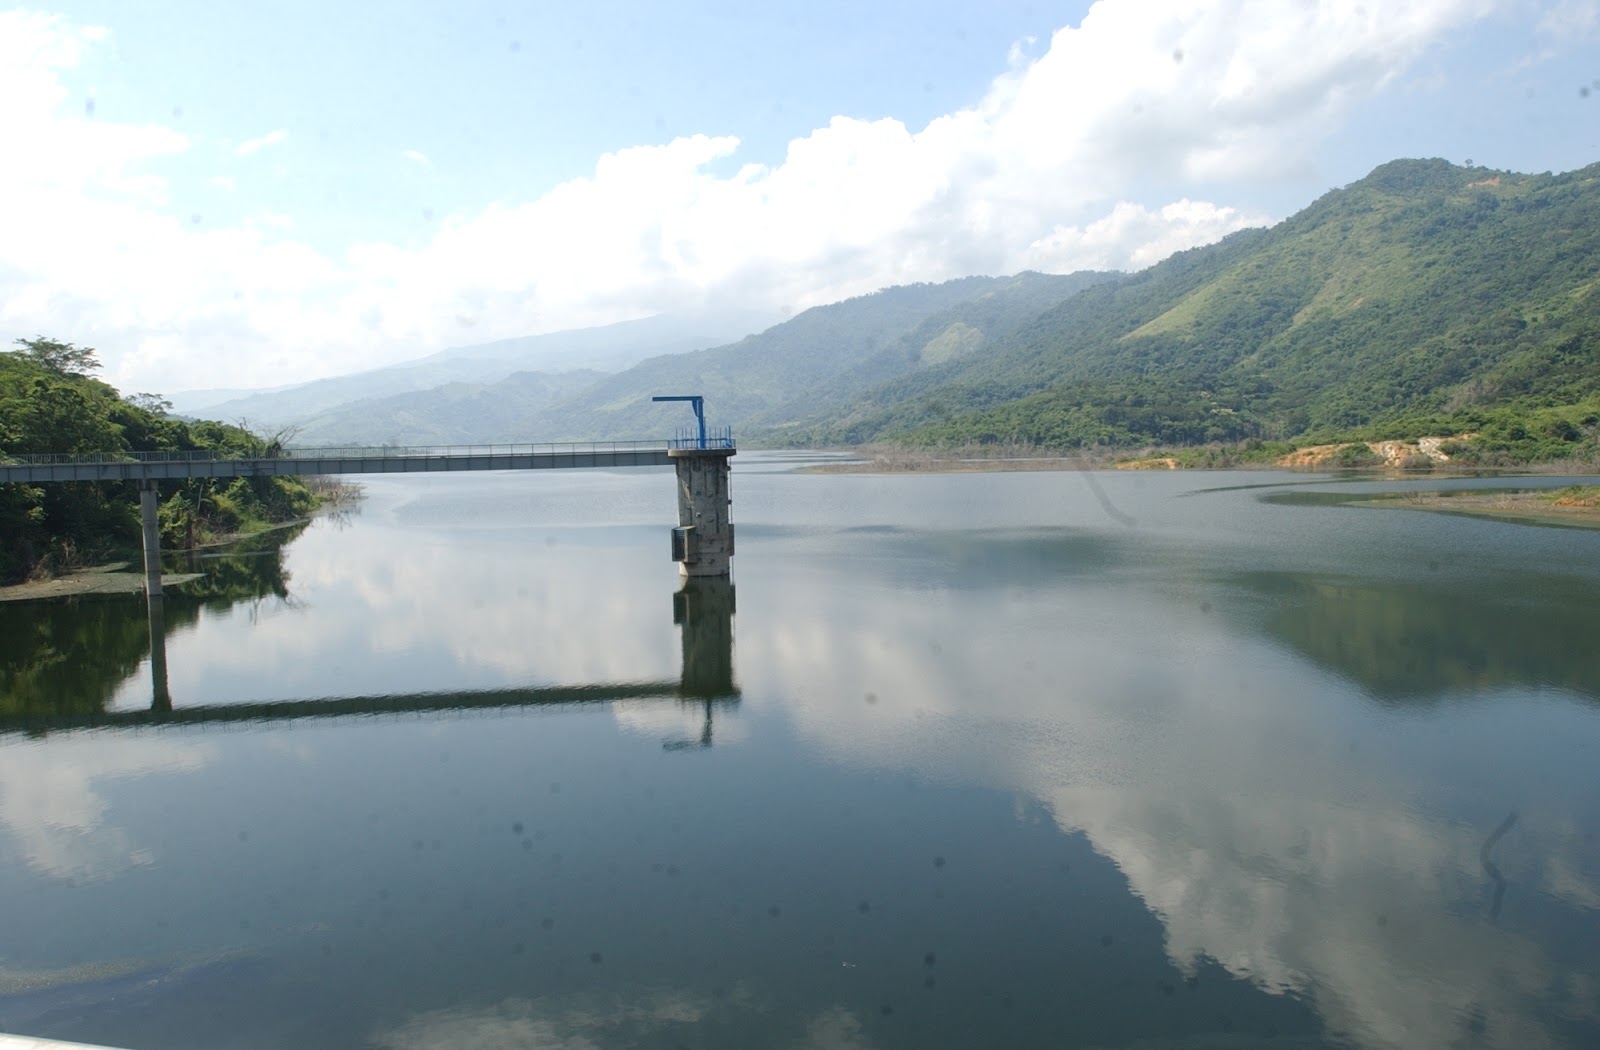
<box><xmin>668</xmin><ymin>447</ymin><xmax>736</xmax><ymax>576</ymax></box>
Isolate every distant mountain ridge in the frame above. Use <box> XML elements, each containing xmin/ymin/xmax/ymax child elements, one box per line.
<box><xmin>170</xmin><ymin>309</ymin><xmax>777</xmax><ymax>429</ymax></box>
<box><xmin>223</xmin><ymin>272</ymin><xmax>1117</xmax><ymax>444</ymax></box>
<box><xmin>519</xmin><ymin>272</ymin><xmax>1117</xmax><ymax>441</ymax></box>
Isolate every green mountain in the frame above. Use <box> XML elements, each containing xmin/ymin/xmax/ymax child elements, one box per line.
<box><xmin>523</xmin><ymin>271</ymin><xmax>1115</xmax><ymax>440</ymax></box>
<box><xmin>290</xmin><ymin>369</ymin><xmax>608</xmax><ymax>445</ymax></box>
<box><xmin>789</xmin><ymin>158</ymin><xmax>1600</xmax><ymax>459</ymax></box>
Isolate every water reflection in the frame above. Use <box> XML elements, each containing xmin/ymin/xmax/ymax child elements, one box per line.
<box><xmin>1</xmin><ymin>574</ymin><xmax>739</xmax><ymax>735</ymax></box>
<box><xmin>730</xmin><ymin>513</ymin><xmax>1600</xmax><ymax>1050</ymax></box>
<box><xmin>146</xmin><ymin>597</ymin><xmax>171</xmax><ymax>712</ymax></box>
<box><xmin>1229</xmin><ymin>569</ymin><xmax>1600</xmax><ymax>702</ymax></box>
<box><xmin>3</xmin><ymin>470</ymin><xmax>1599</xmax><ymax>1050</ymax></box>
<box><xmin>0</xmin><ymin>527</ymin><xmax>303</xmax><ymax>724</ymax></box>
<box><xmin>0</xmin><ymin>734</ymin><xmax>214</xmax><ymax>879</ymax></box>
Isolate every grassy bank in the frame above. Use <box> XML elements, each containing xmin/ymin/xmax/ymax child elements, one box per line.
<box><xmin>1360</xmin><ymin>485</ymin><xmax>1600</xmax><ymax>529</ymax></box>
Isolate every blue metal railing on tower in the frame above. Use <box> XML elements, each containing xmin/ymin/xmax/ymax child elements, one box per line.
<box><xmin>668</xmin><ymin>426</ymin><xmax>734</xmax><ymax>450</ymax></box>
<box><xmin>653</xmin><ymin>395</ymin><xmax>734</xmax><ymax>450</ymax></box>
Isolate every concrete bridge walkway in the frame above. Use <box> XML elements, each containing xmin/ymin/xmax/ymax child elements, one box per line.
<box><xmin>1</xmin><ymin>438</ymin><xmax>736</xmax><ymax>581</ymax></box>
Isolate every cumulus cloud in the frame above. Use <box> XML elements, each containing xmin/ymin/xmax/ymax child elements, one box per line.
<box><xmin>1026</xmin><ymin>199</ymin><xmax>1268</xmax><ymax>272</ymax></box>
<box><xmin>0</xmin><ymin>736</ymin><xmax>214</xmax><ymax>879</ymax></box>
<box><xmin>234</xmin><ymin>128</ymin><xmax>288</xmax><ymax>157</ymax></box>
<box><xmin>0</xmin><ymin>1</ymin><xmax>1513</xmax><ymax>394</ymax></box>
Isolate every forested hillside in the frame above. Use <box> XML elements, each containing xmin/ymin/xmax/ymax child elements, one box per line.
<box><xmin>786</xmin><ymin>159</ymin><xmax>1600</xmax><ymax>461</ymax></box>
<box><xmin>0</xmin><ymin>339</ymin><xmax>319</xmax><ymax>583</ymax></box>
<box><xmin>290</xmin><ymin>368</ymin><xmax>607</xmax><ymax>445</ymax></box>
<box><xmin>521</xmin><ymin>272</ymin><xmax>1113</xmax><ymax>440</ymax></box>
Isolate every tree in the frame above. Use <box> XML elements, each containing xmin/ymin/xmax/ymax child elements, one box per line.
<box><xmin>11</xmin><ymin>336</ymin><xmax>101</xmax><ymax>376</ymax></box>
<box><xmin>124</xmin><ymin>392</ymin><xmax>173</xmax><ymax>416</ymax></box>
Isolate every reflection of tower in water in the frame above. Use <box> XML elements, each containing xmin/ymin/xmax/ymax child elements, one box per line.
<box><xmin>666</xmin><ymin>576</ymin><xmax>738</xmax><ymax>750</ymax></box>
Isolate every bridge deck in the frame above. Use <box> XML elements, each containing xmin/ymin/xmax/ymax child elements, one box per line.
<box><xmin>0</xmin><ymin>442</ymin><xmax>680</xmax><ymax>484</ymax></box>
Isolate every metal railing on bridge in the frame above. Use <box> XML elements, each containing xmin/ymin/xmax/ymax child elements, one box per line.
<box><xmin>2</xmin><ymin>439</ymin><xmax>682</xmax><ymax>466</ymax></box>
<box><xmin>0</xmin><ymin>440</ymin><xmax>735</xmax><ymax>484</ymax></box>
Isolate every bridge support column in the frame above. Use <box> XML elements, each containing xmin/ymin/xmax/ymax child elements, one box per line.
<box><xmin>668</xmin><ymin>448</ymin><xmax>735</xmax><ymax>577</ymax></box>
<box><xmin>139</xmin><ymin>480</ymin><xmax>162</xmax><ymax>597</ymax></box>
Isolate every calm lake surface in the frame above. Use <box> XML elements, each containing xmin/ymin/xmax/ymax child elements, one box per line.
<box><xmin>2</xmin><ymin>459</ymin><xmax>1598</xmax><ymax>1050</ymax></box>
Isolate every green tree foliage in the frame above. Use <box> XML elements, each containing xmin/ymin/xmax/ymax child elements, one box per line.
<box><xmin>0</xmin><ymin>342</ymin><xmax>318</xmax><ymax>583</ymax></box>
<box><xmin>14</xmin><ymin>336</ymin><xmax>101</xmax><ymax>376</ymax></box>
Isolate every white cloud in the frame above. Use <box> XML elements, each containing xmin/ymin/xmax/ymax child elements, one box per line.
<box><xmin>209</xmin><ymin>174</ymin><xmax>236</xmax><ymax>192</ymax></box>
<box><xmin>0</xmin><ymin>10</ymin><xmax>186</xmax><ymax>204</ymax></box>
<box><xmin>1536</xmin><ymin>0</ymin><xmax>1600</xmax><ymax>37</ymax></box>
<box><xmin>1026</xmin><ymin>199</ymin><xmax>1268</xmax><ymax>272</ymax></box>
<box><xmin>0</xmin><ymin>1</ymin><xmax>1519</xmax><ymax>395</ymax></box>
<box><xmin>0</xmin><ymin>736</ymin><xmax>214</xmax><ymax>880</ymax></box>
<box><xmin>234</xmin><ymin>128</ymin><xmax>288</xmax><ymax>157</ymax></box>
<box><xmin>401</xmin><ymin>149</ymin><xmax>430</xmax><ymax>167</ymax></box>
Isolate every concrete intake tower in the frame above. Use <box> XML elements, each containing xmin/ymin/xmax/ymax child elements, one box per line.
<box><xmin>668</xmin><ymin>446</ymin><xmax>735</xmax><ymax>577</ymax></box>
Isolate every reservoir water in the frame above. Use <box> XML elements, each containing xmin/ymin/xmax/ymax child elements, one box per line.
<box><xmin>2</xmin><ymin>459</ymin><xmax>1598</xmax><ymax>1049</ymax></box>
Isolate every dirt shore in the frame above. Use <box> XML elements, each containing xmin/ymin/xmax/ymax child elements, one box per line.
<box><xmin>1373</xmin><ymin>487</ymin><xmax>1600</xmax><ymax>528</ymax></box>
<box><xmin>0</xmin><ymin>563</ymin><xmax>205</xmax><ymax>602</ymax></box>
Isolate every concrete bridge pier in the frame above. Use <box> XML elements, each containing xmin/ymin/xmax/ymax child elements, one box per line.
<box><xmin>668</xmin><ymin>448</ymin><xmax>735</xmax><ymax>577</ymax></box>
<box><xmin>139</xmin><ymin>480</ymin><xmax>162</xmax><ymax>597</ymax></box>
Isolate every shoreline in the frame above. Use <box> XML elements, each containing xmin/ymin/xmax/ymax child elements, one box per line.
<box><xmin>0</xmin><ymin>563</ymin><xmax>207</xmax><ymax>602</ymax></box>
<box><xmin>795</xmin><ymin>447</ymin><xmax>1125</xmax><ymax>474</ymax></box>
<box><xmin>1365</xmin><ymin>488</ymin><xmax>1600</xmax><ymax>529</ymax></box>
<box><xmin>0</xmin><ymin>497</ymin><xmax>355</xmax><ymax>603</ymax></box>
<box><xmin>794</xmin><ymin>449</ymin><xmax>1597</xmax><ymax>480</ymax></box>
<box><xmin>6</xmin><ymin>471</ymin><xmax>1593</xmax><ymax>603</ymax></box>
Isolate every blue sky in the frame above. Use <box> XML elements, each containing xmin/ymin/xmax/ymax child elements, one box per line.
<box><xmin>2</xmin><ymin>0</ymin><xmax>1596</xmax><ymax>395</ymax></box>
